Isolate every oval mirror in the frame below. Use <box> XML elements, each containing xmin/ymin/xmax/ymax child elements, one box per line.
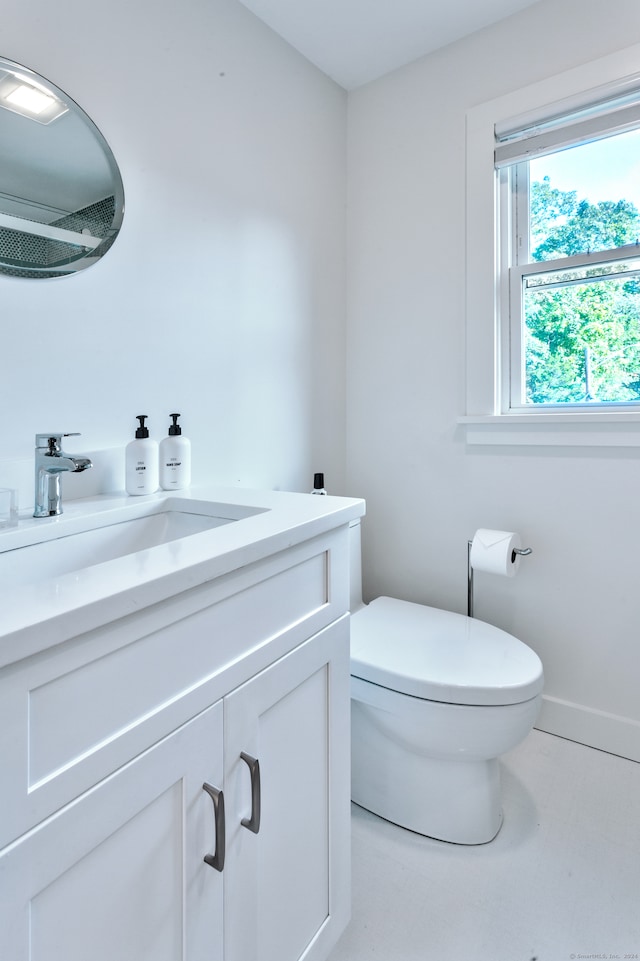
<box><xmin>0</xmin><ymin>57</ymin><xmax>124</xmax><ymax>278</ymax></box>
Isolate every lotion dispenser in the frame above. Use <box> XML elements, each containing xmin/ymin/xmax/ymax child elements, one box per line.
<box><xmin>160</xmin><ymin>413</ymin><xmax>191</xmax><ymax>490</ymax></box>
<box><xmin>125</xmin><ymin>415</ymin><xmax>159</xmax><ymax>495</ymax></box>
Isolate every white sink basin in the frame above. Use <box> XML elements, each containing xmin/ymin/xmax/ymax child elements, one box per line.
<box><xmin>0</xmin><ymin>497</ymin><xmax>266</xmax><ymax>591</ymax></box>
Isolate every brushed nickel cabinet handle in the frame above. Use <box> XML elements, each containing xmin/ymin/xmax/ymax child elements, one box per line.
<box><xmin>202</xmin><ymin>782</ymin><xmax>225</xmax><ymax>872</ymax></box>
<box><xmin>240</xmin><ymin>752</ymin><xmax>261</xmax><ymax>834</ymax></box>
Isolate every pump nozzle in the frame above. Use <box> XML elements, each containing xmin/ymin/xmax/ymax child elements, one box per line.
<box><xmin>135</xmin><ymin>415</ymin><xmax>150</xmax><ymax>439</ymax></box>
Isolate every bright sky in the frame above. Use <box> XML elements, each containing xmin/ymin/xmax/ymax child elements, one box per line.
<box><xmin>530</xmin><ymin>127</ymin><xmax>640</xmax><ymax>212</ymax></box>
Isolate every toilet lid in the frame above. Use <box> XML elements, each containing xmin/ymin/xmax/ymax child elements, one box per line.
<box><xmin>350</xmin><ymin>596</ymin><xmax>544</xmax><ymax>706</ymax></box>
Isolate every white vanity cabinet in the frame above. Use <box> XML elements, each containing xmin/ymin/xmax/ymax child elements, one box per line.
<box><xmin>224</xmin><ymin>620</ymin><xmax>350</xmax><ymax>961</ymax></box>
<box><xmin>0</xmin><ymin>516</ymin><xmax>354</xmax><ymax>961</ymax></box>
<box><xmin>1</xmin><ymin>702</ymin><xmax>225</xmax><ymax>961</ymax></box>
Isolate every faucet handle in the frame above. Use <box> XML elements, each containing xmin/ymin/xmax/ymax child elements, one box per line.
<box><xmin>35</xmin><ymin>432</ymin><xmax>81</xmax><ymax>451</ymax></box>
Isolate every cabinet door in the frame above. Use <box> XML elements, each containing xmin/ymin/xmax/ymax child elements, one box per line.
<box><xmin>0</xmin><ymin>702</ymin><xmax>224</xmax><ymax>961</ymax></box>
<box><xmin>224</xmin><ymin>617</ymin><xmax>351</xmax><ymax>961</ymax></box>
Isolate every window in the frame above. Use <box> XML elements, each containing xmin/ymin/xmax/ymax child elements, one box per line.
<box><xmin>463</xmin><ymin>43</ymin><xmax>640</xmax><ymax>445</ymax></box>
<box><xmin>498</xmin><ymin>108</ymin><xmax>640</xmax><ymax>411</ymax></box>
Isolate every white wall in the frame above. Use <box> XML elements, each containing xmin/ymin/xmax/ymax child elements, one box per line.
<box><xmin>0</xmin><ymin>0</ymin><xmax>347</xmax><ymax>502</ymax></box>
<box><xmin>346</xmin><ymin>0</ymin><xmax>640</xmax><ymax>760</ymax></box>
<box><xmin>4</xmin><ymin>0</ymin><xmax>640</xmax><ymax>763</ymax></box>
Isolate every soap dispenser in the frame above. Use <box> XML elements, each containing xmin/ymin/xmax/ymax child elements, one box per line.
<box><xmin>125</xmin><ymin>415</ymin><xmax>159</xmax><ymax>495</ymax></box>
<box><xmin>160</xmin><ymin>413</ymin><xmax>191</xmax><ymax>490</ymax></box>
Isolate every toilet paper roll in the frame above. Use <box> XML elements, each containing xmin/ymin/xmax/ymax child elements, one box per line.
<box><xmin>470</xmin><ymin>529</ymin><xmax>522</xmax><ymax>577</ymax></box>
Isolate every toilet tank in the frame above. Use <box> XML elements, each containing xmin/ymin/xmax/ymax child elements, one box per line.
<box><xmin>349</xmin><ymin>518</ymin><xmax>364</xmax><ymax>613</ymax></box>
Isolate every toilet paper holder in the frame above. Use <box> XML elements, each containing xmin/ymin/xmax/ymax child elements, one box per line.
<box><xmin>466</xmin><ymin>541</ymin><xmax>532</xmax><ymax>618</ymax></box>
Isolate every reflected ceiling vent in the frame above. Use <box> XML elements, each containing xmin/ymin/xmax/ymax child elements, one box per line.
<box><xmin>0</xmin><ymin>69</ymin><xmax>68</xmax><ymax>124</ymax></box>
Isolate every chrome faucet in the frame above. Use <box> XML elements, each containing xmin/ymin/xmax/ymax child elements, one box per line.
<box><xmin>34</xmin><ymin>433</ymin><xmax>93</xmax><ymax>517</ymax></box>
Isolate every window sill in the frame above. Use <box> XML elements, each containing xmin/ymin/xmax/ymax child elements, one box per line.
<box><xmin>458</xmin><ymin>412</ymin><xmax>640</xmax><ymax>447</ymax></box>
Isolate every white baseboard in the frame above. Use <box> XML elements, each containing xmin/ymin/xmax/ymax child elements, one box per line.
<box><xmin>536</xmin><ymin>694</ymin><xmax>640</xmax><ymax>763</ymax></box>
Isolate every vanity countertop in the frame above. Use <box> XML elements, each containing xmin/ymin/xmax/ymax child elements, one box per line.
<box><xmin>0</xmin><ymin>486</ymin><xmax>365</xmax><ymax>668</ymax></box>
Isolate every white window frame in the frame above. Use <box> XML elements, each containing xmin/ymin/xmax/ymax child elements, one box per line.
<box><xmin>462</xmin><ymin>42</ymin><xmax>640</xmax><ymax>446</ymax></box>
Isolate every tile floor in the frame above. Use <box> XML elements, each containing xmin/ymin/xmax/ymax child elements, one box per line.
<box><xmin>327</xmin><ymin>729</ymin><xmax>640</xmax><ymax>961</ymax></box>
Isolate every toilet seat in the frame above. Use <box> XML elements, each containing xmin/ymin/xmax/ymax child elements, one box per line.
<box><xmin>350</xmin><ymin>596</ymin><xmax>544</xmax><ymax>707</ymax></box>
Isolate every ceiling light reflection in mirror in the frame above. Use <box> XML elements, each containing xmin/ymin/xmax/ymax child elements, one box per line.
<box><xmin>0</xmin><ymin>57</ymin><xmax>124</xmax><ymax>278</ymax></box>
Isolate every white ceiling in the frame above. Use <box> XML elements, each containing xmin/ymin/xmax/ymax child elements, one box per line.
<box><xmin>238</xmin><ymin>0</ymin><xmax>542</xmax><ymax>89</ymax></box>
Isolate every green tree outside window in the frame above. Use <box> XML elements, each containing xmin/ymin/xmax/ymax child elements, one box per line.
<box><xmin>525</xmin><ymin>177</ymin><xmax>640</xmax><ymax>404</ymax></box>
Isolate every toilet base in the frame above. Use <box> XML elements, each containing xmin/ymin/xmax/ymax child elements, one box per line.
<box><xmin>351</xmin><ymin>700</ymin><xmax>503</xmax><ymax>844</ymax></box>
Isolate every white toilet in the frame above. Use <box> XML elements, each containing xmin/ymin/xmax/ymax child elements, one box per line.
<box><xmin>349</xmin><ymin>519</ymin><xmax>544</xmax><ymax>845</ymax></box>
